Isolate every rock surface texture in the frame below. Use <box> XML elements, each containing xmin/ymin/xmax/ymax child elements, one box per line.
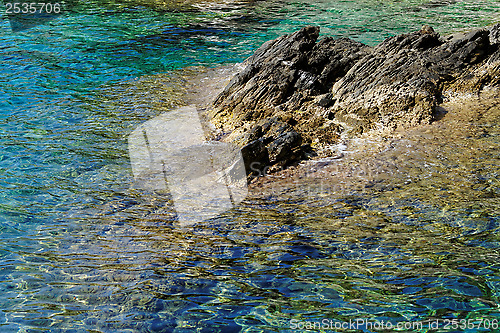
<box><xmin>208</xmin><ymin>24</ymin><xmax>500</xmax><ymax>175</ymax></box>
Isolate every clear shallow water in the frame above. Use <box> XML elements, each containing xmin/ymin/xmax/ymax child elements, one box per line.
<box><xmin>0</xmin><ymin>0</ymin><xmax>499</xmax><ymax>332</ymax></box>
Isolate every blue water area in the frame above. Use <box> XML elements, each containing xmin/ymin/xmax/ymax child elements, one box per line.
<box><xmin>0</xmin><ymin>0</ymin><xmax>500</xmax><ymax>332</ymax></box>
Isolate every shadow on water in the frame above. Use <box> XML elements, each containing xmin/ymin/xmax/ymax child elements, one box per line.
<box><xmin>409</xmin><ymin>0</ymin><xmax>457</xmax><ymax>12</ymax></box>
<box><xmin>7</xmin><ymin>13</ymin><xmax>61</xmax><ymax>32</ymax></box>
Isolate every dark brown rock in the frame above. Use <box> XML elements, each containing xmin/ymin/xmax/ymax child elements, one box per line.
<box><xmin>240</xmin><ymin>139</ymin><xmax>269</xmax><ymax>177</ymax></box>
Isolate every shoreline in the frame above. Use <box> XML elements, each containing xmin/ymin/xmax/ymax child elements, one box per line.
<box><xmin>176</xmin><ymin>24</ymin><xmax>500</xmax><ymax>196</ymax></box>
<box><xmin>247</xmin><ymin>88</ymin><xmax>499</xmax><ymax>194</ymax></box>
<box><xmin>179</xmin><ymin>64</ymin><xmax>499</xmax><ymax>201</ymax></box>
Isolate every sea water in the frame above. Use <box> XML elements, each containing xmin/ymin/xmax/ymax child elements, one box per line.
<box><xmin>0</xmin><ymin>0</ymin><xmax>499</xmax><ymax>331</ymax></box>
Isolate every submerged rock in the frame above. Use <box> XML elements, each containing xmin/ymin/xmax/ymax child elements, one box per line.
<box><xmin>208</xmin><ymin>24</ymin><xmax>500</xmax><ymax>176</ymax></box>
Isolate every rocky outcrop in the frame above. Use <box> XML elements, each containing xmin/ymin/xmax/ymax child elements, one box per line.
<box><xmin>208</xmin><ymin>24</ymin><xmax>500</xmax><ymax>176</ymax></box>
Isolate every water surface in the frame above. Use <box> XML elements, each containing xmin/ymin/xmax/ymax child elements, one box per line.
<box><xmin>0</xmin><ymin>0</ymin><xmax>499</xmax><ymax>331</ymax></box>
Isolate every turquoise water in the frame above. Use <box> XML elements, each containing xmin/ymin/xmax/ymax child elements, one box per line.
<box><xmin>0</xmin><ymin>0</ymin><xmax>499</xmax><ymax>331</ymax></box>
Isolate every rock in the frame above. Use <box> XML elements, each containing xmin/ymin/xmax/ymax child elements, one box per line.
<box><xmin>208</xmin><ymin>24</ymin><xmax>500</xmax><ymax>175</ymax></box>
<box><xmin>240</xmin><ymin>139</ymin><xmax>269</xmax><ymax>177</ymax></box>
<box><xmin>268</xmin><ymin>130</ymin><xmax>302</xmax><ymax>165</ymax></box>
<box><xmin>331</xmin><ymin>26</ymin><xmax>496</xmax><ymax>134</ymax></box>
<box><xmin>210</xmin><ymin>26</ymin><xmax>370</xmax><ymax>136</ymax></box>
<box><xmin>238</xmin><ymin>117</ymin><xmax>304</xmax><ymax>175</ymax></box>
<box><xmin>440</xmin><ymin>26</ymin><xmax>500</xmax><ymax>93</ymax></box>
<box><xmin>317</xmin><ymin>93</ymin><xmax>335</xmax><ymax>107</ymax></box>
